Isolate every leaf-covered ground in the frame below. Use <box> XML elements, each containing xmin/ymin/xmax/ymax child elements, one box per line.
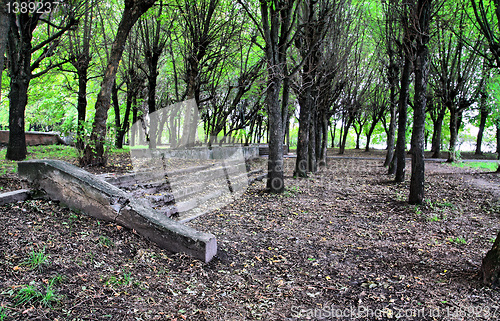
<box><xmin>1</xmin><ymin>150</ymin><xmax>500</xmax><ymax>320</ymax></box>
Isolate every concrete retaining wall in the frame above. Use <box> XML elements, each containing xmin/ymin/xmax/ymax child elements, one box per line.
<box><xmin>0</xmin><ymin>131</ymin><xmax>65</xmax><ymax>146</ymax></box>
<box><xmin>130</xmin><ymin>145</ymin><xmax>259</xmax><ymax>161</ymax></box>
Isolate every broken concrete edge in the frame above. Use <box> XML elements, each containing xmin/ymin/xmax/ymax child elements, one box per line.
<box><xmin>0</xmin><ymin>189</ymin><xmax>31</xmax><ymax>206</ymax></box>
<box><xmin>17</xmin><ymin>159</ymin><xmax>217</xmax><ymax>263</ymax></box>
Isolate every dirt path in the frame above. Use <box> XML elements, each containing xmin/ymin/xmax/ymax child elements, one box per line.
<box><xmin>426</xmin><ymin>162</ymin><xmax>500</xmax><ymax>199</ymax></box>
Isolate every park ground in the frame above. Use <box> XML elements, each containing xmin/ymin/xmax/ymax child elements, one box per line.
<box><xmin>0</xmin><ymin>147</ymin><xmax>499</xmax><ymax>320</ymax></box>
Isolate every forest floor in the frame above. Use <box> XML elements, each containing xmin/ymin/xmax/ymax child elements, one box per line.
<box><xmin>0</xmin><ymin>148</ymin><xmax>500</xmax><ymax>320</ymax></box>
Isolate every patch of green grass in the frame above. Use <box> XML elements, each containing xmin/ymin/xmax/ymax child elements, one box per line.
<box><xmin>0</xmin><ymin>145</ymin><xmax>130</xmax><ymax>176</ymax></box>
<box><xmin>23</xmin><ymin>248</ymin><xmax>49</xmax><ymax>270</ymax></box>
<box><xmin>448</xmin><ymin>237</ymin><xmax>467</xmax><ymax>245</ymax></box>
<box><xmin>98</xmin><ymin>235</ymin><xmax>114</xmax><ymax>247</ymax></box>
<box><xmin>110</xmin><ymin>147</ymin><xmax>130</xmax><ymax>154</ymax></box>
<box><xmin>14</xmin><ymin>279</ymin><xmax>61</xmax><ymax>307</ymax></box>
<box><xmin>14</xmin><ymin>284</ymin><xmax>40</xmax><ymax>306</ymax></box>
<box><xmin>0</xmin><ymin>145</ymin><xmax>79</xmax><ymax>175</ymax></box>
<box><xmin>282</xmin><ymin>185</ymin><xmax>301</xmax><ymax>197</ymax></box>
<box><xmin>0</xmin><ymin>306</ymin><xmax>7</xmax><ymax>320</ymax></box>
<box><xmin>427</xmin><ymin>214</ymin><xmax>442</xmax><ymax>222</ymax></box>
<box><xmin>489</xmin><ymin>237</ymin><xmax>496</xmax><ymax>243</ymax></box>
<box><xmin>449</xmin><ymin>161</ymin><xmax>499</xmax><ymax>171</ymax></box>
<box><xmin>102</xmin><ymin>271</ymin><xmax>132</xmax><ymax>287</ymax></box>
<box><xmin>395</xmin><ymin>191</ymin><xmax>406</xmax><ymax>202</ymax></box>
<box><xmin>425</xmin><ymin>199</ymin><xmax>455</xmax><ymax>210</ymax></box>
<box><xmin>28</xmin><ymin>145</ymin><xmax>79</xmax><ymax>160</ymax></box>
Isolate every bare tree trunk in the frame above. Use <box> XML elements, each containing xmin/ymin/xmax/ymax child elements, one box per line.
<box><xmin>353</xmin><ymin>122</ymin><xmax>361</xmax><ymax>150</ymax></box>
<box><xmin>395</xmin><ymin>55</ymin><xmax>411</xmax><ymax>181</ymax></box>
<box><xmin>81</xmin><ymin>0</ymin><xmax>155</xmax><ymax>166</ymax></box>
<box><xmin>481</xmin><ymin>230</ymin><xmax>500</xmax><ymax>286</ymax></box>
<box><xmin>112</xmin><ymin>81</ymin><xmax>121</xmax><ymax>144</ymax></box>
<box><xmin>295</xmin><ymin>76</ymin><xmax>312</xmax><ymax>177</ymax></box>
<box><xmin>384</xmin><ymin>101</ymin><xmax>397</xmax><ymax>166</ymax></box>
<box><xmin>116</xmin><ymin>89</ymin><xmax>134</xmax><ymax>149</ymax></box>
<box><xmin>308</xmin><ymin>108</ymin><xmax>317</xmax><ymax>173</ymax></box>
<box><xmin>430</xmin><ymin>107</ymin><xmax>445</xmax><ymax>158</ymax></box>
<box><xmin>0</xmin><ymin>0</ymin><xmax>9</xmax><ymax>100</ymax></box>
<box><xmin>7</xmin><ymin>75</ymin><xmax>29</xmax><ymax>160</ymax></box>
<box><xmin>339</xmin><ymin>115</ymin><xmax>353</xmax><ymax>155</ymax></box>
<box><xmin>6</xmin><ymin>13</ymin><xmax>31</xmax><ymax>161</ymax></box>
<box><xmin>476</xmin><ymin>92</ymin><xmax>489</xmax><ymax>155</ymax></box>
<box><xmin>447</xmin><ymin>107</ymin><xmax>459</xmax><ymax>163</ymax></box>
<box><xmin>409</xmin><ymin>0</ymin><xmax>431</xmax><ymax>205</ymax></box>
<box><xmin>70</xmin><ymin>0</ymin><xmax>92</xmax><ymax>151</ymax></box>
<box><xmin>261</xmin><ymin>1</ymin><xmax>287</xmax><ymax>193</ymax></box>
<box><xmin>76</xmin><ymin>69</ymin><xmax>89</xmax><ymax>150</ymax></box>
<box><xmin>496</xmin><ymin>124</ymin><xmax>500</xmax><ymax>172</ymax></box>
<box><xmin>330</xmin><ymin>121</ymin><xmax>336</xmax><ymax>148</ymax></box>
<box><xmin>266</xmin><ymin>75</ymin><xmax>284</xmax><ymax>192</ymax></box>
<box><xmin>319</xmin><ymin>115</ymin><xmax>328</xmax><ymax>167</ymax></box>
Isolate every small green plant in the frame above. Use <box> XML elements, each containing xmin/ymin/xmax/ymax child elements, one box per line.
<box><xmin>23</xmin><ymin>247</ymin><xmax>49</xmax><ymax>270</ymax></box>
<box><xmin>98</xmin><ymin>235</ymin><xmax>114</xmax><ymax>247</ymax></box>
<box><xmin>68</xmin><ymin>213</ymin><xmax>79</xmax><ymax>223</ymax></box>
<box><xmin>425</xmin><ymin>199</ymin><xmax>455</xmax><ymax>211</ymax></box>
<box><xmin>0</xmin><ymin>306</ymin><xmax>6</xmax><ymax>320</ymax></box>
<box><xmin>427</xmin><ymin>214</ymin><xmax>441</xmax><ymax>222</ymax></box>
<box><xmin>50</xmin><ymin>274</ymin><xmax>66</xmax><ymax>285</ymax></box>
<box><xmin>413</xmin><ymin>205</ymin><xmax>422</xmax><ymax>216</ymax></box>
<box><xmin>14</xmin><ymin>285</ymin><xmax>40</xmax><ymax>306</ymax></box>
<box><xmin>123</xmin><ymin>272</ymin><xmax>132</xmax><ymax>284</ymax></box>
<box><xmin>395</xmin><ymin>191</ymin><xmax>406</xmax><ymax>201</ymax></box>
<box><xmin>489</xmin><ymin>237</ymin><xmax>496</xmax><ymax>243</ymax></box>
<box><xmin>41</xmin><ymin>281</ymin><xmax>59</xmax><ymax>307</ymax></box>
<box><xmin>14</xmin><ymin>279</ymin><xmax>61</xmax><ymax>307</ymax></box>
<box><xmin>282</xmin><ymin>186</ymin><xmax>300</xmax><ymax>197</ymax></box>
<box><xmin>103</xmin><ymin>271</ymin><xmax>132</xmax><ymax>287</ymax></box>
<box><xmin>448</xmin><ymin>237</ymin><xmax>467</xmax><ymax>245</ymax></box>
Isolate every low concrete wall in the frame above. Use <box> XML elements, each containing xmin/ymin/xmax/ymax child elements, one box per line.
<box><xmin>258</xmin><ymin>144</ymin><xmax>289</xmax><ymax>156</ymax></box>
<box><xmin>18</xmin><ymin>160</ymin><xmax>217</xmax><ymax>263</ymax></box>
<box><xmin>0</xmin><ymin>189</ymin><xmax>30</xmax><ymax>205</ymax></box>
<box><xmin>130</xmin><ymin>145</ymin><xmax>259</xmax><ymax>161</ymax></box>
<box><xmin>0</xmin><ymin>131</ymin><xmax>65</xmax><ymax>146</ymax></box>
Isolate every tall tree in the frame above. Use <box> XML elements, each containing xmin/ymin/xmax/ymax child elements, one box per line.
<box><xmin>431</xmin><ymin>6</ymin><xmax>480</xmax><ymax>163</ymax></box>
<box><xmin>393</xmin><ymin>4</ymin><xmax>413</xmax><ymax>181</ymax></box>
<box><xmin>255</xmin><ymin>0</ymin><xmax>295</xmax><ymax>193</ymax></box>
<box><xmin>6</xmin><ymin>0</ymin><xmax>77</xmax><ymax>161</ymax></box>
<box><xmin>66</xmin><ymin>0</ymin><xmax>97</xmax><ymax>150</ymax></box>
<box><xmin>470</xmin><ymin>0</ymin><xmax>500</xmax><ymax>287</ymax></box>
<box><xmin>138</xmin><ymin>0</ymin><xmax>170</xmax><ymax>148</ymax></box>
<box><xmin>381</xmin><ymin>0</ymin><xmax>402</xmax><ymax>168</ymax></box>
<box><xmin>475</xmin><ymin>59</ymin><xmax>491</xmax><ymax>155</ymax></box>
<box><xmin>0</xmin><ymin>0</ymin><xmax>9</xmax><ymax>100</ymax></box>
<box><xmin>81</xmin><ymin>0</ymin><xmax>156</xmax><ymax>166</ymax></box>
<box><xmin>408</xmin><ymin>0</ymin><xmax>431</xmax><ymax>205</ymax></box>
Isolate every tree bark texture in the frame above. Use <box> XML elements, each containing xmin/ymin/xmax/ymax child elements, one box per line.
<box><xmin>261</xmin><ymin>1</ymin><xmax>286</xmax><ymax>193</ymax></box>
<box><xmin>395</xmin><ymin>55</ymin><xmax>412</xmax><ymax>182</ymax></box>
<box><xmin>481</xmin><ymin>230</ymin><xmax>500</xmax><ymax>286</ymax></box>
<box><xmin>6</xmin><ymin>12</ymin><xmax>33</xmax><ymax>161</ymax></box>
<box><xmin>475</xmin><ymin>88</ymin><xmax>489</xmax><ymax>155</ymax></box>
<box><xmin>409</xmin><ymin>0</ymin><xmax>431</xmax><ymax>205</ymax></box>
<box><xmin>430</xmin><ymin>106</ymin><xmax>445</xmax><ymax>158</ymax></box>
<box><xmin>447</xmin><ymin>108</ymin><xmax>460</xmax><ymax>163</ymax></box>
<box><xmin>0</xmin><ymin>0</ymin><xmax>9</xmax><ymax>100</ymax></box>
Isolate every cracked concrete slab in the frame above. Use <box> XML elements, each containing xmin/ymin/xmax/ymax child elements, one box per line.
<box><xmin>18</xmin><ymin>159</ymin><xmax>217</xmax><ymax>263</ymax></box>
